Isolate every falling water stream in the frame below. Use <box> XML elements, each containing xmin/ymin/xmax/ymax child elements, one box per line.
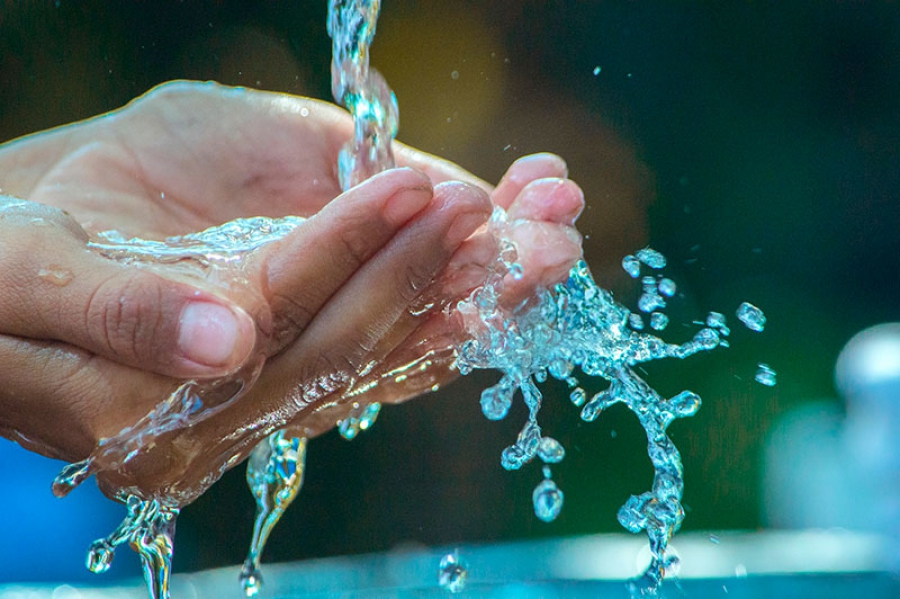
<box><xmin>37</xmin><ymin>1</ymin><xmax>774</xmax><ymax>598</ymax></box>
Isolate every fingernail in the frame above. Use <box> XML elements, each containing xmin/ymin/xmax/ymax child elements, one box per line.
<box><xmin>178</xmin><ymin>302</ymin><xmax>247</xmax><ymax>367</ymax></box>
<box><xmin>437</xmin><ymin>182</ymin><xmax>492</xmax><ymax>248</ymax></box>
<box><xmin>510</xmin><ymin>153</ymin><xmax>568</xmax><ymax>181</ymax></box>
<box><xmin>384</xmin><ymin>186</ymin><xmax>433</xmax><ymax>226</ymax></box>
<box><xmin>515</xmin><ymin>179</ymin><xmax>585</xmax><ymax>225</ymax></box>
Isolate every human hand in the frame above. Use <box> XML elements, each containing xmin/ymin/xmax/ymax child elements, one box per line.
<box><xmin>0</xmin><ymin>81</ymin><xmax>583</xmax><ymax>502</ymax></box>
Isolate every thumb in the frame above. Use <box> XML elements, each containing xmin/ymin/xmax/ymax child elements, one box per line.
<box><xmin>0</xmin><ymin>197</ymin><xmax>256</xmax><ymax>379</ymax></box>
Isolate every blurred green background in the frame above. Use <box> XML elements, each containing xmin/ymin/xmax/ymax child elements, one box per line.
<box><xmin>1</xmin><ymin>0</ymin><xmax>899</xmax><ymax>580</ymax></box>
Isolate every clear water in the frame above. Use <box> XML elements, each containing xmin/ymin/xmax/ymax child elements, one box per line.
<box><xmin>455</xmin><ymin>232</ymin><xmax>771</xmax><ymax>594</ymax></box>
<box><xmin>43</xmin><ymin>215</ymin><xmax>313</xmax><ymax>599</ymax></box>
<box><xmin>328</xmin><ymin>0</ymin><xmax>398</xmax><ymax>190</ymax></box>
<box><xmin>85</xmin><ymin>494</ymin><xmax>178</xmax><ymax>599</ymax></box>
<box><xmin>240</xmin><ymin>433</ymin><xmax>308</xmax><ymax>597</ymax></box>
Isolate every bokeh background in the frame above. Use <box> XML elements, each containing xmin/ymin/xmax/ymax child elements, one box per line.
<box><xmin>1</xmin><ymin>0</ymin><xmax>899</xmax><ymax>583</ymax></box>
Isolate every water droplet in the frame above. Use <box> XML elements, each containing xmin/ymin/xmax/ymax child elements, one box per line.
<box><xmin>622</xmin><ymin>254</ymin><xmax>641</xmax><ymax>278</ymax></box>
<box><xmin>636</xmin><ymin>247</ymin><xmax>666</xmax><ymax>269</ymax></box>
<box><xmin>629</xmin><ymin>313</ymin><xmax>645</xmax><ymax>330</ymax></box>
<box><xmin>650</xmin><ymin>312</ymin><xmax>669</xmax><ymax>331</ymax></box>
<box><xmin>569</xmin><ymin>387</ymin><xmax>586</xmax><ymax>407</ymax></box>
<box><xmin>706</xmin><ymin>311</ymin><xmax>726</xmax><ymax>328</ymax></box>
<box><xmin>357</xmin><ymin>402</ymin><xmax>381</xmax><ymax>431</ymax></box>
<box><xmin>658</xmin><ymin>277</ymin><xmax>676</xmax><ymax>297</ymax></box>
<box><xmin>669</xmin><ymin>390</ymin><xmax>701</xmax><ymax>418</ymax></box>
<box><xmin>239</xmin><ymin>562</ymin><xmax>262</xmax><ymax>597</ymax></box>
<box><xmin>532</xmin><ymin>477</ymin><xmax>564</xmax><ymax>522</ymax></box>
<box><xmin>438</xmin><ymin>552</ymin><xmax>468</xmax><ymax>593</ymax></box>
<box><xmin>38</xmin><ymin>265</ymin><xmax>74</xmax><ymax>286</ymax></box>
<box><xmin>450</xmin><ymin>70</ymin><xmax>460</xmax><ymax>80</ymax></box>
<box><xmin>538</xmin><ymin>437</ymin><xmax>565</xmax><ymax>463</ymax></box>
<box><xmin>86</xmin><ymin>540</ymin><xmax>114</xmax><ymax>573</ymax></box>
<box><xmin>755</xmin><ymin>363</ymin><xmax>777</xmax><ymax>386</ymax></box>
<box><xmin>508</xmin><ymin>262</ymin><xmax>524</xmax><ymax>280</ymax></box>
<box><xmin>736</xmin><ymin>302</ymin><xmax>766</xmax><ymax>332</ymax></box>
<box><xmin>481</xmin><ymin>383</ymin><xmax>513</xmax><ymax>420</ymax></box>
<box><xmin>338</xmin><ymin>402</ymin><xmax>381</xmax><ymax>439</ymax></box>
<box><xmin>638</xmin><ymin>276</ymin><xmax>666</xmax><ymax>313</ymax></box>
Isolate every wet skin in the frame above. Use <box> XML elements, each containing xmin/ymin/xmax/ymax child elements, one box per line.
<box><xmin>0</xmin><ymin>81</ymin><xmax>584</xmax><ymax>504</ymax></box>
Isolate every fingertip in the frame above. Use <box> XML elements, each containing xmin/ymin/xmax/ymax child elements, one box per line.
<box><xmin>176</xmin><ymin>300</ymin><xmax>256</xmax><ymax>376</ymax></box>
<box><xmin>514</xmin><ymin>153</ymin><xmax>569</xmax><ymax>177</ymax></box>
<box><xmin>493</xmin><ymin>153</ymin><xmax>570</xmax><ymax>209</ymax></box>
<box><xmin>507</xmin><ymin>178</ymin><xmax>585</xmax><ymax>225</ymax></box>
<box><xmin>379</xmin><ymin>168</ymin><xmax>434</xmax><ymax>226</ymax></box>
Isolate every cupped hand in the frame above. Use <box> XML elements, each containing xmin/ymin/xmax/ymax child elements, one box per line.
<box><xmin>0</xmin><ymin>81</ymin><xmax>583</xmax><ymax>503</ymax></box>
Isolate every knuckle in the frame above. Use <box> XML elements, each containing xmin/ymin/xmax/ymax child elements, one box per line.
<box><xmin>269</xmin><ymin>291</ymin><xmax>315</xmax><ymax>348</ymax></box>
<box><xmin>397</xmin><ymin>262</ymin><xmax>436</xmax><ymax>304</ymax></box>
<box><xmin>85</xmin><ymin>271</ymin><xmax>163</xmax><ymax>364</ymax></box>
<box><xmin>332</xmin><ymin>225</ymin><xmax>372</xmax><ymax>272</ymax></box>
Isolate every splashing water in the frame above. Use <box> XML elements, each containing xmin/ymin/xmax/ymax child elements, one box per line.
<box><xmin>230</xmin><ymin>5</ymin><xmax>401</xmax><ymax>595</ymax></box>
<box><xmin>240</xmin><ymin>433</ymin><xmax>308</xmax><ymax>597</ymax></box>
<box><xmin>86</xmin><ymin>495</ymin><xmax>178</xmax><ymax>599</ymax></box>
<box><xmin>46</xmin><ymin>216</ymin><xmax>313</xmax><ymax>599</ymax></box>
<box><xmin>455</xmin><ymin>225</ymin><xmax>771</xmax><ymax>592</ymax></box>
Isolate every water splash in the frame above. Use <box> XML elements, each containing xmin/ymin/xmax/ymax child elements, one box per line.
<box><xmin>533</xmin><ymin>466</ymin><xmax>564</xmax><ymax>523</ymax></box>
<box><xmin>86</xmin><ymin>495</ymin><xmax>179</xmax><ymax>599</ymax></box>
<box><xmin>455</xmin><ymin>234</ymin><xmax>766</xmax><ymax>593</ymax></box>
<box><xmin>38</xmin><ymin>2</ymin><xmax>775</xmax><ymax>596</ymax></box>
<box><xmin>240</xmin><ymin>433</ymin><xmax>308</xmax><ymax>597</ymax></box>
